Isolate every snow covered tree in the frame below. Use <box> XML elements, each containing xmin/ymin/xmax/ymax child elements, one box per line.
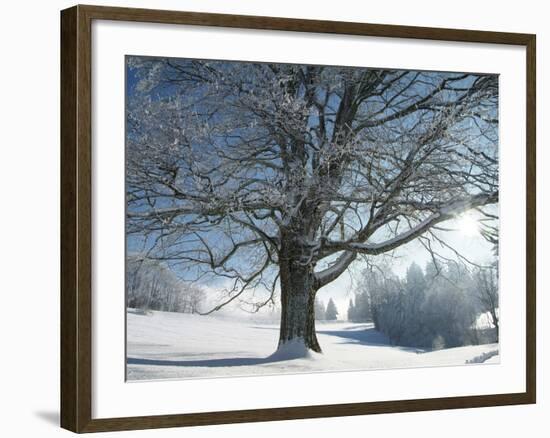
<box><xmin>314</xmin><ymin>298</ymin><xmax>326</xmax><ymax>321</ymax></box>
<box><xmin>347</xmin><ymin>298</ymin><xmax>356</xmax><ymax>322</ymax></box>
<box><xmin>402</xmin><ymin>263</ymin><xmax>427</xmax><ymax>341</ymax></box>
<box><xmin>126</xmin><ymin>255</ymin><xmax>205</xmax><ymax>313</ymax></box>
<box><xmin>473</xmin><ymin>267</ymin><xmax>499</xmax><ymax>339</ymax></box>
<box><xmin>325</xmin><ymin>298</ymin><xmax>339</xmax><ymax>321</ymax></box>
<box><xmin>126</xmin><ymin>57</ymin><xmax>498</xmax><ymax>354</ymax></box>
<box><xmin>178</xmin><ymin>284</ymin><xmax>206</xmax><ymax>314</ymax></box>
<box><xmin>348</xmin><ymin>290</ymin><xmax>372</xmax><ymax>322</ymax></box>
<box><xmin>362</xmin><ymin>261</ymin><xmax>481</xmax><ymax>349</ymax></box>
<box><xmin>127</xmin><ymin>256</ymin><xmax>181</xmax><ymax>311</ymax></box>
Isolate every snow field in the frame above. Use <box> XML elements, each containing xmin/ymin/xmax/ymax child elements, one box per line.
<box><xmin>127</xmin><ymin>309</ymin><xmax>499</xmax><ymax>381</ymax></box>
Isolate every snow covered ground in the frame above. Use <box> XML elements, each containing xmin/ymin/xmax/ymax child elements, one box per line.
<box><xmin>127</xmin><ymin>309</ymin><xmax>499</xmax><ymax>381</ymax></box>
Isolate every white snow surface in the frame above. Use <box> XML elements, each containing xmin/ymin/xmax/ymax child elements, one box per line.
<box><xmin>127</xmin><ymin>309</ymin><xmax>499</xmax><ymax>381</ymax></box>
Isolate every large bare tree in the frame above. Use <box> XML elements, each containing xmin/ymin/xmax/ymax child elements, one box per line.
<box><xmin>126</xmin><ymin>58</ymin><xmax>498</xmax><ymax>354</ymax></box>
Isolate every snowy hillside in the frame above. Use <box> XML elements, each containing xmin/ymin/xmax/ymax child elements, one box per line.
<box><xmin>127</xmin><ymin>309</ymin><xmax>499</xmax><ymax>381</ymax></box>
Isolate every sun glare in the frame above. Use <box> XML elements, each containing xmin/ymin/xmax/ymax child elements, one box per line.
<box><xmin>456</xmin><ymin>213</ymin><xmax>479</xmax><ymax>236</ymax></box>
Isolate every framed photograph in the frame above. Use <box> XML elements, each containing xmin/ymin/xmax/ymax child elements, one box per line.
<box><xmin>60</xmin><ymin>4</ymin><xmax>536</xmax><ymax>433</ymax></box>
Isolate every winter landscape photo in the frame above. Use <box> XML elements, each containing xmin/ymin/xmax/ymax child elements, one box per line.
<box><xmin>125</xmin><ymin>56</ymin><xmax>500</xmax><ymax>382</ymax></box>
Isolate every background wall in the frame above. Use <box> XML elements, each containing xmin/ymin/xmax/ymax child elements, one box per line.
<box><xmin>0</xmin><ymin>0</ymin><xmax>545</xmax><ymax>436</ymax></box>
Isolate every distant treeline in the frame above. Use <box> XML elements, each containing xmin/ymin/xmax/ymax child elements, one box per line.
<box><xmin>348</xmin><ymin>261</ymin><xmax>498</xmax><ymax>350</ymax></box>
<box><xmin>126</xmin><ymin>255</ymin><xmax>205</xmax><ymax>314</ymax></box>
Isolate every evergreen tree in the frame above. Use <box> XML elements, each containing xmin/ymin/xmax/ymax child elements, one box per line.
<box><xmin>355</xmin><ymin>292</ymin><xmax>372</xmax><ymax>322</ymax></box>
<box><xmin>325</xmin><ymin>298</ymin><xmax>339</xmax><ymax>321</ymax></box>
<box><xmin>314</xmin><ymin>298</ymin><xmax>326</xmax><ymax>321</ymax></box>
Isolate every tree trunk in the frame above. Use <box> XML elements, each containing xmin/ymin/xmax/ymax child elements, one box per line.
<box><xmin>277</xmin><ymin>257</ymin><xmax>321</xmax><ymax>354</ymax></box>
<box><xmin>490</xmin><ymin>311</ymin><xmax>499</xmax><ymax>342</ymax></box>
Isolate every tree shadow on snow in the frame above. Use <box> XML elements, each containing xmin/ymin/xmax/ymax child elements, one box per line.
<box><xmin>315</xmin><ymin>327</ymin><xmax>390</xmax><ymax>346</ymax></box>
<box><xmin>316</xmin><ymin>328</ymin><xmax>425</xmax><ymax>353</ymax></box>
<box><xmin>127</xmin><ymin>325</ymin><xmax>422</xmax><ymax>369</ymax></box>
<box><xmin>252</xmin><ymin>324</ymin><xmax>401</xmax><ymax>349</ymax></box>
<box><xmin>127</xmin><ymin>356</ymin><xmax>287</xmax><ymax>368</ymax></box>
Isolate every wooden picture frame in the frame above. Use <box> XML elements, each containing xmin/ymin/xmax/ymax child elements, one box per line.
<box><xmin>61</xmin><ymin>4</ymin><xmax>536</xmax><ymax>433</ymax></box>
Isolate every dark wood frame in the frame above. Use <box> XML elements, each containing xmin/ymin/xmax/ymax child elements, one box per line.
<box><xmin>61</xmin><ymin>4</ymin><xmax>536</xmax><ymax>433</ymax></box>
